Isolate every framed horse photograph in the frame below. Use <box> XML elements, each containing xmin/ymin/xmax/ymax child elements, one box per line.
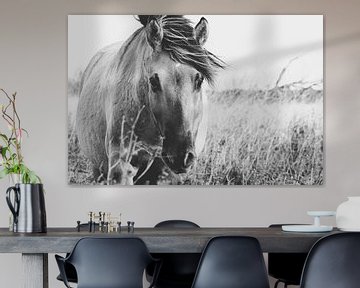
<box><xmin>68</xmin><ymin>15</ymin><xmax>323</xmax><ymax>186</ymax></box>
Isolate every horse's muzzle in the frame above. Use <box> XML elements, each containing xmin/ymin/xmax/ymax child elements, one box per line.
<box><xmin>161</xmin><ymin>150</ymin><xmax>196</xmax><ymax>174</ymax></box>
<box><xmin>183</xmin><ymin>151</ymin><xmax>195</xmax><ymax>168</ymax></box>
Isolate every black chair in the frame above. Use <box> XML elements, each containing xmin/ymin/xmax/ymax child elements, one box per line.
<box><xmin>55</xmin><ymin>237</ymin><xmax>160</xmax><ymax>288</ymax></box>
<box><xmin>147</xmin><ymin>220</ymin><xmax>201</xmax><ymax>288</ymax></box>
<box><xmin>191</xmin><ymin>236</ymin><xmax>270</xmax><ymax>288</ymax></box>
<box><xmin>300</xmin><ymin>232</ymin><xmax>360</xmax><ymax>288</ymax></box>
<box><xmin>56</xmin><ymin>223</ymin><xmax>99</xmax><ymax>284</ymax></box>
<box><xmin>56</xmin><ymin>262</ymin><xmax>77</xmax><ymax>284</ymax></box>
<box><xmin>268</xmin><ymin>224</ymin><xmax>308</xmax><ymax>288</ymax></box>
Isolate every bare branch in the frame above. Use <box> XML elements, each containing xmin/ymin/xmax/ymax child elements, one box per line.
<box><xmin>274</xmin><ymin>56</ymin><xmax>299</xmax><ymax>88</ymax></box>
<box><xmin>126</xmin><ymin>105</ymin><xmax>145</xmax><ymax>162</ymax></box>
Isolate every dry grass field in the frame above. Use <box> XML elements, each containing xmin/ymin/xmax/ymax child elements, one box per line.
<box><xmin>68</xmin><ymin>79</ymin><xmax>323</xmax><ymax>185</ymax></box>
<box><xmin>182</xmin><ymin>86</ymin><xmax>323</xmax><ymax>185</ymax></box>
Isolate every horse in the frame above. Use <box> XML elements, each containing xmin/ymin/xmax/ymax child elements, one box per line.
<box><xmin>75</xmin><ymin>15</ymin><xmax>224</xmax><ymax>185</ymax></box>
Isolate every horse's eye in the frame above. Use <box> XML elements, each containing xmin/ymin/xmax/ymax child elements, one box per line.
<box><xmin>194</xmin><ymin>73</ymin><xmax>204</xmax><ymax>91</ymax></box>
<box><xmin>149</xmin><ymin>74</ymin><xmax>161</xmax><ymax>92</ymax></box>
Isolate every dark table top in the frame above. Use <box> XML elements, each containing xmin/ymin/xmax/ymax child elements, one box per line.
<box><xmin>0</xmin><ymin>227</ymin><xmax>340</xmax><ymax>253</ymax></box>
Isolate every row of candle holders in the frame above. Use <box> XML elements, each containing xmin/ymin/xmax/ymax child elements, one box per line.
<box><xmin>76</xmin><ymin>211</ymin><xmax>135</xmax><ymax>233</ymax></box>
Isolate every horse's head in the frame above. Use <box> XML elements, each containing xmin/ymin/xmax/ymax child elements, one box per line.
<box><xmin>141</xmin><ymin>16</ymin><xmax>220</xmax><ymax>174</ymax></box>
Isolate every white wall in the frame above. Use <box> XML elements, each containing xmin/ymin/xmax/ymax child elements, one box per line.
<box><xmin>0</xmin><ymin>0</ymin><xmax>359</xmax><ymax>287</ymax></box>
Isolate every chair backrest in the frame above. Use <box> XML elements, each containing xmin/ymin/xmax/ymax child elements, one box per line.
<box><xmin>66</xmin><ymin>237</ymin><xmax>154</xmax><ymax>288</ymax></box>
<box><xmin>150</xmin><ymin>220</ymin><xmax>201</xmax><ymax>286</ymax></box>
<box><xmin>268</xmin><ymin>224</ymin><xmax>308</xmax><ymax>285</ymax></box>
<box><xmin>300</xmin><ymin>232</ymin><xmax>360</xmax><ymax>288</ymax></box>
<box><xmin>191</xmin><ymin>236</ymin><xmax>270</xmax><ymax>288</ymax></box>
<box><xmin>155</xmin><ymin>220</ymin><xmax>200</xmax><ymax>228</ymax></box>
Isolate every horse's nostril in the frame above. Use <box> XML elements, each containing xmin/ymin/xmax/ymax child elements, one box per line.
<box><xmin>184</xmin><ymin>151</ymin><xmax>195</xmax><ymax>168</ymax></box>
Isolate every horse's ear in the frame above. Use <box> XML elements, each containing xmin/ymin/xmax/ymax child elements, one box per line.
<box><xmin>146</xmin><ymin>19</ymin><xmax>163</xmax><ymax>51</ymax></box>
<box><xmin>195</xmin><ymin>17</ymin><xmax>209</xmax><ymax>46</ymax></box>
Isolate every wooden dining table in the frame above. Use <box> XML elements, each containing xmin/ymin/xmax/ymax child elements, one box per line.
<box><xmin>0</xmin><ymin>226</ymin><xmax>339</xmax><ymax>288</ymax></box>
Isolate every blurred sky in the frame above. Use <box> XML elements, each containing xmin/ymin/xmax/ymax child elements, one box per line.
<box><xmin>68</xmin><ymin>15</ymin><xmax>323</xmax><ymax>89</ymax></box>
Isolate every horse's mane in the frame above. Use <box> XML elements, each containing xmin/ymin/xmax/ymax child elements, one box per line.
<box><xmin>136</xmin><ymin>15</ymin><xmax>225</xmax><ymax>83</ymax></box>
<box><xmin>110</xmin><ymin>15</ymin><xmax>225</xmax><ymax>111</ymax></box>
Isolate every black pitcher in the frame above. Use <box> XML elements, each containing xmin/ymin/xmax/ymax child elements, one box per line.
<box><xmin>6</xmin><ymin>183</ymin><xmax>47</xmax><ymax>233</ymax></box>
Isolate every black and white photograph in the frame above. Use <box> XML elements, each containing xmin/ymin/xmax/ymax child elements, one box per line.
<box><xmin>68</xmin><ymin>15</ymin><xmax>323</xmax><ymax>185</ymax></box>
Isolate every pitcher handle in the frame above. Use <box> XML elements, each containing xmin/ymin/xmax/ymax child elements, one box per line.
<box><xmin>6</xmin><ymin>186</ymin><xmax>20</xmax><ymax>224</ymax></box>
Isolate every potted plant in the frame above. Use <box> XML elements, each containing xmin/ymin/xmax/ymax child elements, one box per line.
<box><xmin>0</xmin><ymin>89</ymin><xmax>40</xmax><ymax>183</ymax></box>
<box><xmin>0</xmin><ymin>88</ymin><xmax>46</xmax><ymax>233</ymax></box>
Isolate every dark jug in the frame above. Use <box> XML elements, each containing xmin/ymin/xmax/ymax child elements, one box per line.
<box><xmin>6</xmin><ymin>183</ymin><xmax>47</xmax><ymax>233</ymax></box>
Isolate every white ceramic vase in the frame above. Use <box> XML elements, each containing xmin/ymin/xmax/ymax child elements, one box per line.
<box><xmin>336</xmin><ymin>197</ymin><xmax>360</xmax><ymax>231</ymax></box>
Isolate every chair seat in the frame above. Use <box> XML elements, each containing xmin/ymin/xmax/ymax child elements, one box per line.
<box><xmin>151</xmin><ymin>253</ymin><xmax>200</xmax><ymax>288</ymax></box>
<box><xmin>55</xmin><ymin>262</ymin><xmax>77</xmax><ymax>283</ymax></box>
